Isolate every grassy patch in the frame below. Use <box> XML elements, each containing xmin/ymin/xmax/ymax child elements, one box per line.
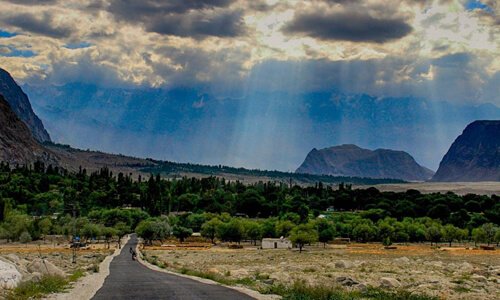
<box><xmin>261</xmin><ymin>281</ymin><xmax>438</xmax><ymax>300</ymax></box>
<box><xmin>7</xmin><ymin>275</ymin><xmax>68</xmax><ymax>300</ymax></box>
<box><xmin>7</xmin><ymin>269</ymin><xmax>89</xmax><ymax>300</ymax></box>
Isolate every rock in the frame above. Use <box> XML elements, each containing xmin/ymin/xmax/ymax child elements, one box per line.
<box><xmin>207</xmin><ymin>268</ymin><xmax>220</xmax><ymax>275</ymax></box>
<box><xmin>459</xmin><ymin>262</ymin><xmax>473</xmax><ymax>272</ymax></box>
<box><xmin>230</xmin><ymin>268</ymin><xmax>249</xmax><ymax>278</ymax></box>
<box><xmin>25</xmin><ymin>271</ymin><xmax>43</xmax><ymax>282</ymax></box>
<box><xmin>471</xmin><ymin>274</ymin><xmax>488</xmax><ymax>283</ymax></box>
<box><xmin>336</xmin><ymin>276</ymin><xmax>359</xmax><ymax>286</ymax></box>
<box><xmin>394</xmin><ymin>257</ymin><xmax>410</xmax><ymax>264</ymax></box>
<box><xmin>27</xmin><ymin>258</ymin><xmax>65</xmax><ymax>277</ymax></box>
<box><xmin>355</xmin><ymin>283</ymin><xmax>368</xmax><ymax>292</ymax></box>
<box><xmin>380</xmin><ymin>277</ymin><xmax>401</xmax><ymax>288</ymax></box>
<box><xmin>0</xmin><ymin>260</ymin><xmax>22</xmax><ymax>289</ymax></box>
<box><xmin>335</xmin><ymin>260</ymin><xmax>353</xmax><ymax>269</ymax></box>
<box><xmin>262</xmin><ymin>278</ymin><xmax>275</xmax><ymax>285</ymax></box>
<box><xmin>4</xmin><ymin>254</ymin><xmax>20</xmax><ymax>264</ymax></box>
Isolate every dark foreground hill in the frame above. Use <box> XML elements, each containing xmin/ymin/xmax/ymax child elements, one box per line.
<box><xmin>296</xmin><ymin>144</ymin><xmax>434</xmax><ymax>181</ymax></box>
<box><xmin>0</xmin><ymin>95</ymin><xmax>55</xmax><ymax>165</ymax></box>
<box><xmin>432</xmin><ymin>121</ymin><xmax>500</xmax><ymax>182</ymax></box>
<box><xmin>0</xmin><ymin>68</ymin><xmax>51</xmax><ymax>142</ymax></box>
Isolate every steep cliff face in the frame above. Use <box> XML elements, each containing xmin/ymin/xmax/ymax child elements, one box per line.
<box><xmin>296</xmin><ymin>144</ymin><xmax>434</xmax><ymax>181</ymax></box>
<box><xmin>432</xmin><ymin>121</ymin><xmax>500</xmax><ymax>182</ymax></box>
<box><xmin>0</xmin><ymin>68</ymin><xmax>51</xmax><ymax>142</ymax></box>
<box><xmin>0</xmin><ymin>95</ymin><xmax>55</xmax><ymax>165</ymax></box>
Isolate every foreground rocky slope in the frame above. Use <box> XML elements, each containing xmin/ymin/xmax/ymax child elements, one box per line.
<box><xmin>0</xmin><ymin>95</ymin><xmax>55</xmax><ymax>165</ymax></box>
<box><xmin>0</xmin><ymin>68</ymin><xmax>51</xmax><ymax>142</ymax></box>
<box><xmin>296</xmin><ymin>144</ymin><xmax>434</xmax><ymax>181</ymax></box>
<box><xmin>432</xmin><ymin>121</ymin><xmax>500</xmax><ymax>182</ymax></box>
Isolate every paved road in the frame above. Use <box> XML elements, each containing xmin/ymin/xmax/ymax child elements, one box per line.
<box><xmin>93</xmin><ymin>235</ymin><xmax>255</xmax><ymax>300</ymax></box>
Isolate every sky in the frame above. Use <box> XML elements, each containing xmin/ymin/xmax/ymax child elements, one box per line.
<box><xmin>0</xmin><ymin>0</ymin><xmax>499</xmax><ymax>171</ymax></box>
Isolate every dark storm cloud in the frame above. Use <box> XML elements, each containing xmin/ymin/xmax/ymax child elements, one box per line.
<box><xmin>2</xmin><ymin>12</ymin><xmax>73</xmax><ymax>38</ymax></box>
<box><xmin>2</xmin><ymin>0</ymin><xmax>58</xmax><ymax>4</ymax></box>
<box><xmin>106</xmin><ymin>0</ymin><xmax>244</xmax><ymax>38</ymax></box>
<box><xmin>284</xmin><ymin>9</ymin><xmax>413</xmax><ymax>43</ymax></box>
<box><xmin>145</xmin><ymin>9</ymin><xmax>245</xmax><ymax>38</ymax></box>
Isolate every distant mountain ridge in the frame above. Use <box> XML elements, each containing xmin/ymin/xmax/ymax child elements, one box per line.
<box><xmin>432</xmin><ymin>121</ymin><xmax>500</xmax><ymax>182</ymax></box>
<box><xmin>22</xmin><ymin>83</ymin><xmax>500</xmax><ymax>171</ymax></box>
<box><xmin>0</xmin><ymin>68</ymin><xmax>51</xmax><ymax>142</ymax></box>
<box><xmin>296</xmin><ymin>144</ymin><xmax>434</xmax><ymax>181</ymax></box>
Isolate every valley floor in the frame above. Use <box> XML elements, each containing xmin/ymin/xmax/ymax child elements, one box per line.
<box><xmin>144</xmin><ymin>242</ymin><xmax>499</xmax><ymax>300</ymax></box>
<box><xmin>371</xmin><ymin>182</ymin><xmax>500</xmax><ymax>196</ymax></box>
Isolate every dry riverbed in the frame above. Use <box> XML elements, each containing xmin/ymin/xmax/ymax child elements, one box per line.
<box><xmin>144</xmin><ymin>243</ymin><xmax>500</xmax><ymax>300</ymax></box>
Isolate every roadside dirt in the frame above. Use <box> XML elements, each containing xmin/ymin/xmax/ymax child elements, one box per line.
<box><xmin>145</xmin><ymin>242</ymin><xmax>500</xmax><ymax>299</ymax></box>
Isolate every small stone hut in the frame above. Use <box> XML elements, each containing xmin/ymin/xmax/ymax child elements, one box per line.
<box><xmin>261</xmin><ymin>237</ymin><xmax>292</xmax><ymax>249</ymax></box>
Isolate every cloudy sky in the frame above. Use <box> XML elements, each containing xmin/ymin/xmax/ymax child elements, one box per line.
<box><xmin>0</xmin><ymin>0</ymin><xmax>498</xmax><ymax>103</ymax></box>
<box><xmin>0</xmin><ymin>0</ymin><xmax>499</xmax><ymax>171</ymax></box>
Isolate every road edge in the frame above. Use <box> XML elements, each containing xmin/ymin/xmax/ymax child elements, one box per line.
<box><xmin>136</xmin><ymin>241</ymin><xmax>281</xmax><ymax>300</ymax></box>
<box><xmin>45</xmin><ymin>235</ymin><xmax>130</xmax><ymax>300</ymax></box>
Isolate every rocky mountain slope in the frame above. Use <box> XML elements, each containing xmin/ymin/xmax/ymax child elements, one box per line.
<box><xmin>296</xmin><ymin>144</ymin><xmax>434</xmax><ymax>181</ymax></box>
<box><xmin>0</xmin><ymin>68</ymin><xmax>51</xmax><ymax>142</ymax></box>
<box><xmin>432</xmin><ymin>121</ymin><xmax>499</xmax><ymax>182</ymax></box>
<box><xmin>0</xmin><ymin>95</ymin><xmax>55</xmax><ymax>165</ymax></box>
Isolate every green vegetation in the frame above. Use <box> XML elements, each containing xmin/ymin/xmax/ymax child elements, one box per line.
<box><xmin>7</xmin><ymin>269</ymin><xmax>85</xmax><ymax>300</ymax></box>
<box><xmin>0</xmin><ymin>162</ymin><xmax>498</xmax><ymax>247</ymax></box>
<box><xmin>264</xmin><ymin>281</ymin><xmax>438</xmax><ymax>300</ymax></box>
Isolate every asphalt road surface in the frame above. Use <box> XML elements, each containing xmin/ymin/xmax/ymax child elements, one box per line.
<box><xmin>93</xmin><ymin>235</ymin><xmax>255</xmax><ymax>300</ymax></box>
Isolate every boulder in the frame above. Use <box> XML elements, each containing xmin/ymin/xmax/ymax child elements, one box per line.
<box><xmin>471</xmin><ymin>274</ymin><xmax>488</xmax><ymax>283</ymax></box>
<box><xmin>0</xmin><ymin>260</ymin><xmax>22</xmax><ymax>289</ymax></box>
<box><xmin>230</xmin><ymin>268</ymin><xmax>249</xmax><ymax>278</ymax></box>
<box><xmin>27</xmin><ymin>258</ymin><xmax>65</xmax><ymax>277</ymax></box>
<box><xmin>335</xmin><ymin>260</ymin><xmax>353</xmax><ymax>269</ymax></box>
<box><xmin>380</xmin><ymin>277</ymin><xmax>401</xmax><ymax>288</ymax></box>
<box><xmin>336</xmin><ymin>276</ymin><xmax>359</xmax><ymax>286</ymax></box>
<box><xmin>394</xmin><ymin>257</ymin><xmax>410</xmax><ymax>264</ymax></box>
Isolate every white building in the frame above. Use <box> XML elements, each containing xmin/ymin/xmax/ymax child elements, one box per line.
<box><xmin>261</xmin><ymin>237</ymin><xmax>292</xmax><ymax>249</ymax></box>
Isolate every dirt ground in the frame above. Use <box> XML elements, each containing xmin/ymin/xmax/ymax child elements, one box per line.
<box><xmin>144</xmin><ymin>242</ymin><xmax>500</xmax><ymax>300</ymax></box>
<box><xmin>370</xmin><ymin>182</ymin><xmax>500</xmax><ymax>196</ymax></box>
<box><xmin>0</xmin><ymin>240</ymin><xmax>116</xmax><ymax>298</ymax></box>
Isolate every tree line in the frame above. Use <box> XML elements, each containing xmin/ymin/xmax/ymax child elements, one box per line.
<box><xmin>0</xmin><ymin>162</ymin><xmax>498</xmax><ymax>246</ymax></box>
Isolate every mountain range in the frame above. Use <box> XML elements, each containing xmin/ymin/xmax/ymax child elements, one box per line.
<box><xmin>0</xmin><ymin>68</ymin><xmax>51</xmax><ymax>143</ymax></box>
<box><xmin>432</xmin><ymin>121</ymin><xmax>500</xmax><ymax>182</ymax></box>
<box><xmin>22</xmin><ymin>83</ymin><xmax>500</xmax><ymax>172</ymax></box>
<box><xmin>0</xmin><ymin>67</ymin><xmax>498</xmax><ymax>183</ymax></box>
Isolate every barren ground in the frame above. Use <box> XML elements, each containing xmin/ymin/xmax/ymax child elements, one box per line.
<box><xmin>144</xmin><ymin>242</ymin><xmax>500</xmax><ymax>300</ymax></box>
<box><xmin>0</xmin><ymin>239</ymin><xmax>116</xmax><ymax>298</ymax></box>
<box><xmin>370</xmin><ymin>182</ymin><xmax>500</xmax><ymax>196</ymax></box>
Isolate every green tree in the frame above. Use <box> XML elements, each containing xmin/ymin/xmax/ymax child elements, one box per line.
<box><xmin>472</xmin><ymin>227</ymin><xmax>486</xmax><ymax>246</ymax></box>
<box><xmin>425</xmin><ymin>225</ymin><xmax>442</xmax><ymax>246</ymax></box>
<box><xmin>289</xmin><ymin>224</ymin><xmax>318</xmax><ymax>253</ymax></box>
<box><xmin>442</xmin><ymin>224</ymin><xmax>461</xmax><ymax>247</ymax></box>
<box><xmin>244</xmin><ymin>221</ymin><xmax>262</xmax><ymax>245</ymax></box>
<box><xmin>318</xmin><ymin>227</ymin><xmax>335</xmax><ymax>248</ymax></box>
<box><xmin>352</xmin><ymin>224</ymin><xmax>377</xmax><ymax>242</ymax></box>
<box><xmin>216</xmin><ymin>219</ymin><xmax>244</xmax><ymax>244</ymax></box>
<box><xmin>173</xmin><ymin>225</ymin><xmax>193</xmax><ymax>243</ymax></box>
<box><xmin>38</xmin><ymin>217</ymin><xmax>53</xmax><ymax>241</ymax></box>
<box><xmin>201</xmin><ymin>218</ymin><xmax>222</xmax><ymax>244</ymax></box>
<box><xmin>481</xmin><ymin>223</ymin><xmax>497</xmax><ymax>246</ymax></box>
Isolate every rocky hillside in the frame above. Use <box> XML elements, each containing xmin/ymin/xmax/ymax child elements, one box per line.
<box><xmin>0</xmin><ymin>68</ymin><xmax>51</xmax><ymax>142</ymax></box>
<box><xmin>432</xmin><ymin>121</ymin><xmax>500</xmax><ymax>182</ymax></box>
<box><xmin>296</xmin><ymin>144</ymin><xmax>434</xmax><ymax>181</ymax></box>
<box><xmin>0</xmin><ymin>95</ymin><xmax>55</xmax><ymax>165</ymax></box>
